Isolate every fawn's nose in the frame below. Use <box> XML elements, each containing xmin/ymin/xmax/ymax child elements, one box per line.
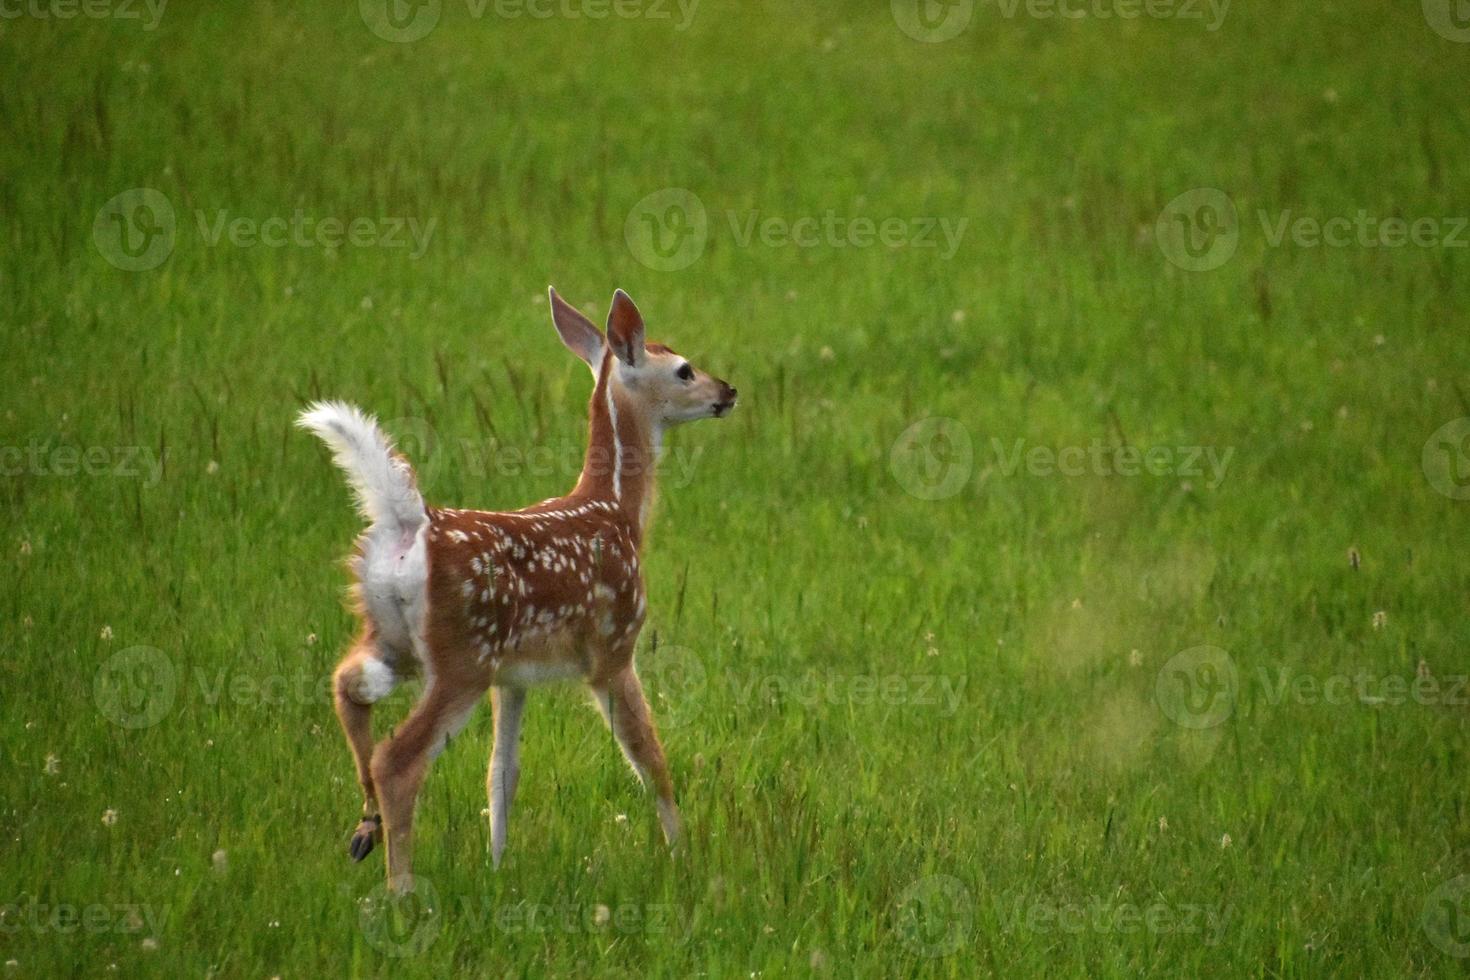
<box><xmin>712</xmin><ymin>382</ymin><xmax>738</xmax><ymax>418</ymax></box>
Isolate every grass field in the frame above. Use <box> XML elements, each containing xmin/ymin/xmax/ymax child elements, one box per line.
<box><xmin>3</xmin><ymin>0</ymin><xmax>1470</xmax><ymax>975</ymax></box>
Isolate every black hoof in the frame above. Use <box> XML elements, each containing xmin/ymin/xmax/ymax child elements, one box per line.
<box><xmin>349</xmin><ymin>832</ymin><xmax>374</xmax><ymax>862</ymax></box>
<box><xmin>349</xmin><ymin>815</ymin><xmax>381</xmax><ymax>862</ymax></box>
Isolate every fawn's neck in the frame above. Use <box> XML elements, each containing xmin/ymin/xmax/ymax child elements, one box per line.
<box><xmin>571</xmin><ymin>368</ymin><xmax>661</xmax><ymax>541</ymax></box>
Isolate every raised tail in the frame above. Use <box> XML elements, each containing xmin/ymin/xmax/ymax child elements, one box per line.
<box><xmin>296</xmin><ymin>400</ymin><xmax>427</xmax><ymax>531</ymax></box>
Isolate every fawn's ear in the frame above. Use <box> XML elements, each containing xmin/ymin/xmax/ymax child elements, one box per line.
<box><xmin>548</xmin><ymin>287</ymin><xmax>604</xmax><ymax>374</ymax></box>
<box><xmin>606</xmin><ymin>288</ymin><xmax>646</xmax><ymax>367</ymax></box>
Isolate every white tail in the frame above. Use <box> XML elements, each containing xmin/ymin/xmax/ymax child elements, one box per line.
<box><xmin>296</xmin><ymin>400</ymin><xmax>426</xmax><ymax>531</ymax></box>
<box><xmin>304</xmin><ymin>289</ymin><xmax>736</xmax><ymax>892</ymax></box>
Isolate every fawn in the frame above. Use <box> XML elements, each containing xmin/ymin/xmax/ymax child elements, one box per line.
<box><xmin>298</xmin><ymin>288</ymin><xmax>736</xmax><ymax>891</ymax></box>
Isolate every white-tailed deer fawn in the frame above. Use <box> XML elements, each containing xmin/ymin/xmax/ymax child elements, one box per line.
<box><xmin>298</xmin><ymin>288</ymin><xmax>736</xmax><ymax>891</ymax></box>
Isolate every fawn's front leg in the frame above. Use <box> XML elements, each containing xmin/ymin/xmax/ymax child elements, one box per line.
<box><xmin>593</xmin><ymin>663</ymin><xmax>681</xmax><ymax>847</ymax></box>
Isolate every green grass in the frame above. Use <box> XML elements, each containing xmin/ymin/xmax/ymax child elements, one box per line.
<box><xmin>3</xmin><ymin>0</ymin><xmax>1470</xmax><ymax>975</ymax></box>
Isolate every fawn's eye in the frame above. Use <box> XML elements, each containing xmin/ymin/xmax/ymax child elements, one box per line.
<box><xmin>676</xmin><ymin>363</ymin><xmax>694</xmax><ymax>382</ymax></box>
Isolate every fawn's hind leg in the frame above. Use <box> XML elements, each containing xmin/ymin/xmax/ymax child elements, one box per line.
<box><xmin>592</xmin><ymin>664</ymin><xmax>681</xmax><ymax>847</ymax></box>
<box><xmin>488</xmin><ymin>685</ymin><xmax>527</xmax><ymax>868</ymax></box>
<box><xmin>372</xmin><ymin>679</ymin><xmax>485</xmax><ymax>892</ymax></box>
<box><xmin>333</xmin><ymin>631</ymin><xmax>401</xmax><ymax>861</ymax></box>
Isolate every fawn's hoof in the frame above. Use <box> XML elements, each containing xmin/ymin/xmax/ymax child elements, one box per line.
<box><xmin>349</xmin><ymin>815</ymin><xmax>382</xmax><ymax>862</ymax></box>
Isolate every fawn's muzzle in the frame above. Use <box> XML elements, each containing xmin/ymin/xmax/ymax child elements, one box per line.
<box><xmin>712</xmin><ymin>383</ymin><xmax>738</xmax><ymax>417</ymax></box>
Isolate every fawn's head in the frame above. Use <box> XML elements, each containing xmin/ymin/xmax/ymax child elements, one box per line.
<box><xmin>549</xmin><ymin>287</ymin><xmax>738</xmax><ymax>426</ymax></box>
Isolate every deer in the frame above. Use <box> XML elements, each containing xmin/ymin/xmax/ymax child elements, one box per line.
<box><xmin>297</xmin><ymin>288</ymin><xmax>737</xmax><ymax>892</ymax></box>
